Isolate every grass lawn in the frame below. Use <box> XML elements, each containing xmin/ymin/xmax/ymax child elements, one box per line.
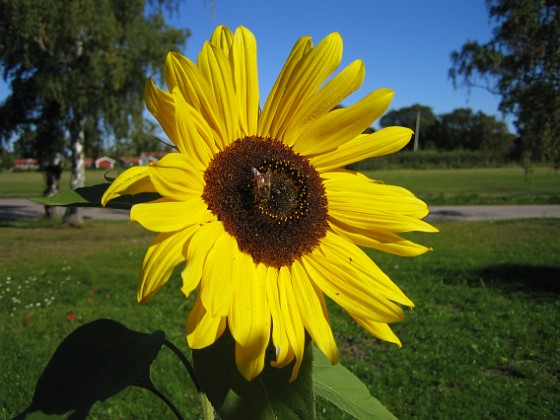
<box><xmin>1</xmin><ymin>166</ymin><xmax>559</xmax><ymax>204</ymax></box>
<box><xmin>362</xmin><ymin>166</ymin><xmax>560</xmax><ymax>205</ymax></box>
<box><xmin>0</xmin><ymin>218</ymin><xmax>558</xmax><ymax>419</ymax></box>
<box><xmin>0</xmin><ymin>170</ymin><xmax>115</xmax><ymax>199</ymax></box>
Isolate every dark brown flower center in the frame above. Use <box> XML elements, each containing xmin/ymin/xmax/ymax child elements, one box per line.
<box><xmin>202</xmin><ymin>136</ymin><xmax>328</xmax><ymax>268</ymax></box>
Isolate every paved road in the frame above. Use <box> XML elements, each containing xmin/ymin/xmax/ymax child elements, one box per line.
<box><xmin>0</xmin><ymin>198</ymin><xmax>130</xmax><ymax>221</ymax></box>
<box><xmin>424</xmin><ymin>204</ymin><xmax>560</xmax><ymax>222</ymax></box>
<box><xmin>1</xmin><ymin>198</ymin><xmax>559</xmax><ymax>222</ymax></box>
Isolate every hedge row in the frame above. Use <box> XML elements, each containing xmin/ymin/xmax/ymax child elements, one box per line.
<box><xmin>350</xmin><ymin>150</ymin><xmax>515</xmax><ymax>170</ymax></box>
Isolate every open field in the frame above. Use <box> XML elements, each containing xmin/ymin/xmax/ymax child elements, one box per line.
<box><xmin>0</xmin><ymin>170</ymin><xmax>113</xmax><ymax>199</ymax></box>
<box><xmin>1</xmin><ymin>166</ymin><xmax>559</xmax><ymax>204</ymax></box>
<box><xmin>361</xmin><ymin>166</ymin><xmax>560</xmax><ymax>205</ymax></box>
<box><xmin>1</xmin><ymin>218</ymin><xmax>559</xmax><ymax>419</ymax></box>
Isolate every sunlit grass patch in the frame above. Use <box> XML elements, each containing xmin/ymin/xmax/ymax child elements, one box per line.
<box><xmin>1</xmin><ymin>219</ymin><xmax>559</xmax><ymax>419</ymax></box>
<box><xmin>363</xmin><ymin>167</ymin><xmax>560</xmax><ymax>205</ymax></box>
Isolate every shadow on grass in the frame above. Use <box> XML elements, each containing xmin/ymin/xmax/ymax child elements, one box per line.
<box><xmin>476</xmin><ymin>264</ymin><xmax>560</xmax><ymax>294</ymax></box>
<box><xmin>0</xmin><ymin>218</ymin><xmax>62</xmax><ymax>229</ymax></box>
<box><xmin>0</xmin><ymin>203</ymin><xmax>44</xmax><ymax>221</ymax></box>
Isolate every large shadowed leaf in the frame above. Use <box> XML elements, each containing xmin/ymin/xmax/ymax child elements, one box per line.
<box><xmin>30</xmin><ymin>183</ymin><xmax>160</xmax><ymax>210</ymax></box>
<box><xmin>313</xmin><ymin>346</ymin><xmax>396</xmax><ymax>419</ymax></box>
<box><xmin>16</xmin><ymin>319</ymin><xmax>166</xmax><ymax>419</ymax></box>
<box><xmin>193</xmin><ymin>330</ymin><xmax>315</xmax><ymax>419</ymax></box>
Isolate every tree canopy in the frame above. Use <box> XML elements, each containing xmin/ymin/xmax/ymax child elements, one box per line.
<box><xmin>0</xmin><ymin>0</ymin><xmax>187</xmax><ymax>152</ymax></box>
<box><xmin>379</xmin><ymin>104</ymin><xmax>437</xmax><ymax>150</ymax></box>
<box><xmin>379</xmin><ymin>103</ymin><xmax>514</xmax><ymax>155</ymax></box>
<box><xmin>429</xmin><ymin>108</ymin><xmax>515</xmax><ymax>155</ymax></box>
<box><xmin>0</xmin><ymin>0</ymin><xmax>188</xmax><ymax>223</ymax></box>
<box><xmin>449</xmin><ymin>0</ymin><xmax>560</xmax><ymax>166</ymax></box>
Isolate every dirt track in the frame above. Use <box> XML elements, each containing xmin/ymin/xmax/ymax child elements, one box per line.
<box><xmin>1</xmin><ymin>198</ymin><xmax>560</xmax><ymax>222</ymax></box>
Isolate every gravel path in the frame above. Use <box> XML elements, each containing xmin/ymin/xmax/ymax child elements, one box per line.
<box><xmin>424</xmin><ymin>204</ymin><xmax>560</xmax><ymax>222</ymax></box>
<box><xmin>1</xmin><ymin>198</ymin><xmax>559</xmax><ymax>222</ymax></box>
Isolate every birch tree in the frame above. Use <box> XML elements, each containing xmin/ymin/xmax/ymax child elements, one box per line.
<box><xmin>0</xmin><ymin>0</ymin><xmax>188</xmax><ymax>224</ymax></box>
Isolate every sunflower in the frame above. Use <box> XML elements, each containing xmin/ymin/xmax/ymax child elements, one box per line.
<box><xmin>102</xmin><ymin>25</ymin><xmax>437</xmax><ymax>382</ymax></box>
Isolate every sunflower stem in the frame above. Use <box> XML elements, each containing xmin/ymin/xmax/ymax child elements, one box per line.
<box><xmin>200</xmin><ymin>392</ymin><xmax>215</xmax><ymax>420</ymax></box>
<box><xmin>163</xmin><ymin>339</ymin><xmax>214</xmax><ymax>418</ymax></box>
<box><xmin>163</xmin><ymin>339</ymin><xmax>202</xmax><ymax>392</ymax></box>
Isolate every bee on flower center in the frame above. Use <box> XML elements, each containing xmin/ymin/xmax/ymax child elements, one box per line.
<box><xmin>251</xmin><ymin>167</ymin><xmax>271</xmax><ymax>200</ymax></box>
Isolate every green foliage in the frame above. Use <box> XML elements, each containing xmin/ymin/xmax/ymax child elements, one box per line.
<box><xmin>1</xmin><ymin>219</ymin><xmax>559</xmax><ymax>419</ymax></box>
<box><xmin>313</xmin><ymin>348</ymin><xmax>396</xmax><ymax>419</ymax></box>
<box><xmin>193</xmin><ymin>331</ymin><xmax>316</xmax><ymax>419</ymax></box>
<box><xmin>427</xmin><ymin>108</ymin><xmax>515</xmax><ymax>155</ymax></box>
<box><xmin>0</xmin><ymin>0</ymin><xmax>188</xmax><ymax>165</ymax></box>
<box><xmin>17</xmin><ymin>320</ymin><xmax>167</xmax><ymax>419</ymax></box>
<box><xmin>0</xmin><ymin>147</ymin><xmax>12</xmax><ymax>171</ymax></box>
<box><xmin>450</xmin><ymin>0</ymin><xmax>560</xmax><ymax>166</ymax></box>
<box><xmin>379</xmin><ymin>104</ymin><xmax>437</xmax><ymax>150</ymax></box>
<box><xmin>379</xmin><ymin>104</ymin><xmax>515</xmax><ymax>156</ymax></box>
<box><xmin>380</xmin><ymin>104</ymin><xmax>516</xmax><ymax>157</ymax></box>
<box><xmin>353</xmin><ymin>150</ymin><xmax>513</xmax><ymax>170</ymax></box>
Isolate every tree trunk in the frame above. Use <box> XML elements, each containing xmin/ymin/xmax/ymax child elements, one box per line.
<box><xmin>63</xmin><ymin>112</ymin><xmax>86</xmax><ymax>227</ymax></box>
<box><xmin>43</xmin><ymin>153</ymin><xmax>64</xmax><ymax>219</ymax></box>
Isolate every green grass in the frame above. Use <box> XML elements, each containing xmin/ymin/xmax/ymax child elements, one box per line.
<box><xmin>362</xmin><ymin>166</ymin><xmax>559</xmax><ymax>205</ymax></box>
<box><xmin>0</xmin><ymin>170</ymin><xmax>117</xmax><ymax>199</ymax></box>
<box><xmin>1</xmin><ymin>219</ymin><xmax>559</xmax><ymax>419</ymax></box>
<box><xmin>2</xmin><ymin>166</ymin><xmax>559</xmax><ymax>204</ymax></box>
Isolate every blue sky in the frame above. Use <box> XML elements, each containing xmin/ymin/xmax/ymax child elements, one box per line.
<box><xmin>171</xmin><ymin>0</ymin><xmax>507</xmax><ymax>125</ymax></box>
<box><xmin>0</xmin><ymin>0</ymin><xmax>510</xmax><ymax>129</ymax></box>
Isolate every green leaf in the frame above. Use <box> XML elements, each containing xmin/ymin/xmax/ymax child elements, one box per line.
<box><xmin>312</xmin><ymin>346</ymin><xmax>396</xmax><ymax>419</ymax></box>
<box><xmin>30</xmin><ymin>183</ymin><xmax>160</xmax><ymax>210</ymax></box>
<box><xmin>193</xmin><ymin>330</ymin><xmax>315</xmax><ymax>419</ymax></box>
<box><xmin>16</xmin><ymin>319</ymin><xmax>166</xmax><ymax>419</ymax></box>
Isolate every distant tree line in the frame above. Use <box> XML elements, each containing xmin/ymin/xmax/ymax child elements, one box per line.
<box><xmin>379</xmin><ymin>104</ymin><xmax>517</xmax><ymax>158</ymax></box>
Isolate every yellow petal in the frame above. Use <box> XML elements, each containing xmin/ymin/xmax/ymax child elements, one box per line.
<box><xmin>292</xmin><ymin>260</ymin><xmax>339</xmax><ymax>364</ymax></box>
<box><xmin>101</xmin><ymin>166</ymin><xmax>155</xmax><ymax>206</ymax></box>
<box><xmin>210</xmin><ymin>25</ymin><xmax>234</xmax><ymax>56</ymax></box>
<box><xmin>235</xmin><ymin>341</ymin><xmax>266</xmax><ymax>381</ymax></box>
<box><xmin>292</xmin><ymin>88</ymin><xmax>394</xmax><ymax>156</ymax></box>
<box><xmin>181</xmin><ymin>221</ymin><xmax>224</xmax><ymax>299</ymax></box>
<box><xmin>197</xmin><ymin>42</ymin><xmax>240</xmax><ymax>142</ymax></box>
<box><xmin>149</xmin><ymin>153</ymin><xmax>205</xmax><ymax>199</ymax></box>
<box><xmin>283</xmin><ymin>59</ymin><xmax>365</xmax><ymax>142</ymax></box>
<box><xmin>310</xmin><ymin>126</ymin><xmax>413</xmax><ymax>172</ymax></box>
<box><xmin>278</xmin><ymin>266</ymin><xmax>306</xmax><ymax>382</ymax></box>
<box><xmin>329</xmin><ymin>208</ymin><xmax>437</xmax><ymax>234</ymax></box>
<box><xmin>229</xmin><ymin>253</ymin><xmax>270</xmax><ymax>352</ymax></box>
<box><xmin>328</xmin><ymin>190</ymin><xmax>429</xmax><ymax>219</ymax></box>
<box><xmin>317</xmin><ymin>231</ymin><xmax>414</xmax><ymax>307</ymax></box>
<box><xmin>200</xmin><ymin>231</ymin><xmax>237</xmax><ymax>317</ymax></box>
<box><xmin>232</xmin><ymin>27</ymin><xmax>259</xmax><ymax>135</ymax></box>
<box><xmin>265</xmin><ymin>266</ymin><xmax>295</xmax><ymax>368</ymax></box>
<box><xmin>145</xmin><ymin>79</ymin><xmax>177</xmax><ymax>144</ymax></box>
<box><xmin>131</xmin><ymin>197</ymin><xmax>211</xmax><ymax>232</ymax></box>
<box><xmin>260</xmin><ymin>33</ymin><xmax>343</xmax><ymax>140</ymax></box>
<box><xmin>322</xmin><ymin>170</ymin><xmax>438</xmax><ymax>233</ymax></box>
<box><xmin>165</xmin><ymin>52</ymin><xmax>229</xmax><ymax>148</ymax></box>
<box><xmin>303</xmin><ymin>234</ymin><xmax>405</xmax><ymax>322</ymax></box>
<box><xmin>324</xmin><ymin>171</ymin><xmax>432</xmax><ymax>220</ymax></box>
<box><xmin>350</xmin><ymin>314</ymin><xmax>402</xmax><ymax>348</ymax></box>
<box><xmin>231</xmin><ymin>260</ymin><xmax>271</xmax><ymax>381</ymax></box>
<box><xmin>177</xmin><ymin>96</ymin><xmax>221</xmax><ymax>156</ymax></box>
<box><xmin>329</xmin><ymin>220</ymin><xmax>432</xmax><ymax>257</ymax></box>
<box><xmin>187</xmin><ymin>296</ymin><xmax>227</xmax><ymax>349</ymax></box>
<box><xmin>138</xmin><ymin>229</ymin><xmax>194</xmax><ymax>303</ymax></box>
<box><xmin>258</xmin><ymin>36</ymin><xmax>313</xmax><ymax>137</ymax></box>
<box><xmin>173</xmin><ymin>88</ymin><xmax>215</xmax><ymax>167</ymax></box>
